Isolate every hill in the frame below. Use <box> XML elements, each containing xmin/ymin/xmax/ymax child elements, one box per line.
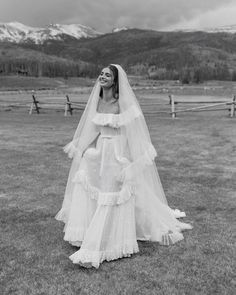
<box><xmin>0</xmin><ymin>42</ymin><xmax>98</xmax><ymax>77</ymax></box>
<box><xmin>1</xmin><ymin>29</ymin><xmax>236</xmax><ymax>81</ymax></box>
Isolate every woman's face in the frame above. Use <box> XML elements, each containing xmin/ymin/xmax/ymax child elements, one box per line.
<box><xmin>99</xmin><ymin>67</ymin><xmax>114</xmax><ymax>88</ymax></box>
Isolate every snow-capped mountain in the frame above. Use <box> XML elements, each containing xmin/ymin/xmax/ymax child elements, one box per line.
<box><xmin>204</xmin><ymin>24</ymin><xmax>236</xmax><ymax>34</ymax></box>
<box><xmin>112</xmin><ymin>27</ymin><xmax>129</xmax><ymax>33</ymax></box>
<box><xmin>0</xmin><ymin>22</ymin><xmax>102</xmax><ymax>44</ymax></box>
<box><xmin>0</xmin><ymin>22</ymin><xmax>38</xmax><ymax>43</ymax></box>
<box><xmin>176</xmin><ymin>24</ymin><xmax>236</xmax><ymax>34</ymax></box>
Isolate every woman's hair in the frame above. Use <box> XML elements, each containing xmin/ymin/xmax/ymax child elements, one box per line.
<box><xmin>99</xmin><ymin>64</ymin><xmax>119</xmax><ymax>99</ymax></box>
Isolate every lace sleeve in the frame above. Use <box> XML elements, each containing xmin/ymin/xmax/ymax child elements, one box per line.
<box><xmin>63</xmin><ymin>141</ymin><xmax>82</xmax><ymax>159</ymax></box>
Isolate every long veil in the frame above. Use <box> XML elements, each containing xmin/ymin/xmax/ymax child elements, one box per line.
<box><xmin>56</xmin><ymin>64</ymin><xmax>192</xmax><ymax>242</ymax></box>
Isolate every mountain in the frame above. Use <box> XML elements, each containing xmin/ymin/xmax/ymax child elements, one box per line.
<box><xmin>2</xmin><ymin>21</ymin><xmax>236</xmax><ymax>44</ymax></box>
<box><xmin>112</xmin><ymin>27</ymin><xmax>129</xmax><ymax>33</ymax></box>
<box><xmin>0</xmin><ymin>42</ymin><xmax>99</xmax><ymax>77</ymax></box>
<box><xmin>0</xmin><ymin>22</ymin><xmax>102</xmax><ymax>44</ymax></box>
<box><xmin>204</xmin><ymin>24</ymin><xmax>236</xmax><ymax>34</ymax></box>
<box><xmin>1</xmin><ymin>26</ymin><xmax>236</xmax><ymax>81</ymax></box>
<box><xmin>31</xmin><ymin>28</ymin><xmax>236</xmax><ymax>66</ymax></box>
<box><xmin>178</xmin><ymin>24</ymin><xmax>236</xmax><ymax>34</ymax></box>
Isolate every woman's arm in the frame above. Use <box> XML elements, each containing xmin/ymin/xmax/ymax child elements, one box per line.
<box><xmin>64</xmin><ymin>124</ymin><xmax>100</xmax><ymax>159</ymax></box>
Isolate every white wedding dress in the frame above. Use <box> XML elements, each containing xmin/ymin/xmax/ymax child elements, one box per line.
<box><xmin>55</xmin><ymin>65</ymin><xmax>192</xmax><ymax>268</ymax></box>
<box><xmin>56</xmin><ymin>109</ymin><xmax>191</xmax><ymax>268</ymax></box>
<box><xmin>65</xmin><ymin>111</ymin><xmax>139</xmax><ymax>267</ymax></box>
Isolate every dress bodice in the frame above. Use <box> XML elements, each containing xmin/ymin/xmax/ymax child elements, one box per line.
<box><xmin>92</xmin><ymin>112</ymin><xmax>121</xmax><ymax>138</ymax></box>
<box><xmin>92</xmin><ymin>106</ymin><xmax>141</xmax><ymax>129</ymax></box>
<box><xmin>99</xmin><ymin>125</ymin><xmax>120</xmax><ymax>138</ymax></box>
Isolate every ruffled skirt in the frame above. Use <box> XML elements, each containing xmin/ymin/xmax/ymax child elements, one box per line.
<box><xmin>56</xmin><ymin>134</ymin><xmax>140</xmax><ymax>268</ymax></box>
<box><xmin>56</xmin><ymin>134</ymin><xmax>192</xmax><ymax>268</ymax></box>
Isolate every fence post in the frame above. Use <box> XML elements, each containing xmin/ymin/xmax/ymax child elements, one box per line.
<box><xmin>65</xmin><ymin>95</ymin><xmax>73</xmax><ymax>116</ymax></box>
<box><xmin>230</xmin><ymin>95</ymin><xmax>236</xmax><ymax>117</ymax></box>
<box><xmin>29</xmin><ymin>93</ymin><xmax>40</xmax><ymax>114</ymax></box>
<box><xmin>64</xmin><ymin>100</ymin><xmax>68</xmax><ymax>116</ymax></box>
<box><xmin>170</xmin><ymin>95</ymin><xmax>176</xmax><ymax>118</ymax></box>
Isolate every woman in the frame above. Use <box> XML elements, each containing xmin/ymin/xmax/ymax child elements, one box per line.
<box><xmin>55</xmin><ymin>64</ymin><xmax>192</xmax><ymax>268</ymax></box>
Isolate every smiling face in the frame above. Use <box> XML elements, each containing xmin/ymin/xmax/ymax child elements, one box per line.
<box><xmin>99</xmin><ymin>67</ymin><xmax>114</xmax><ymax>88</ymax></box>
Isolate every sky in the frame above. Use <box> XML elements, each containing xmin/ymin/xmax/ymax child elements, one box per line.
<box><xmin>0</xmin><ymin>0</ymin><xmax>236</xmax><ymax>32</ymax></box>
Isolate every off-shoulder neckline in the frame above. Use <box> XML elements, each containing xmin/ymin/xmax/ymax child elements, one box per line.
<box><xmin>92</xmin><ymin>105</ymin><xmax>142</xmax><ymax>128</ymax></box>
<box><xmin>95</xmin><ymin>105</ymin><xmax>141</xmax><ymax>116</ymax></box>
<box><xmin>96</xmin><ymin>111</ymin><xmax>120</xmax><ymax>116</ymax></box>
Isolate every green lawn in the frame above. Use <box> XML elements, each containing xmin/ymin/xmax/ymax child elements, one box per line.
<box><xmin>0</xmin><ymin>104</ymin><xmax>235</xmax><ymax>294</ymax></box>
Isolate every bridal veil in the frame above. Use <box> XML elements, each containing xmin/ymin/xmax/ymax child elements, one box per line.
<box><xmin>56</xmin><ymin>64</ymin><xmax>192</xmax><ymax>244</ymax></box>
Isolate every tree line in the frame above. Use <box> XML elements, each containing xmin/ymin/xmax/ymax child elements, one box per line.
<box><xmin>1</xmin><ymin>58</ymin><xmax>236</xmax><ymax>83</ymax></box>
<box><xmin>0</xmin><ymin>58</ymin><xmax>99</xmax><ymax>78</ymax></box>
<box><xmin>129</xmin><ymin>63</ymin><xmax>236</xmax><ymax>83</ymax></box>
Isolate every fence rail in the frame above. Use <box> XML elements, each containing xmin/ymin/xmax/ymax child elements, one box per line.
<box><xmin>27</xmin><ymin>94</ymin><xmax>87</xmax><ymax>115</ymax></box>
<box><xmin>169</xmin><ymin>94</ymin><xmax>236</xmax><ymax>118</ymax></box>
<box><xmin>0</xmin><ymin>91</ymin><xmax>235</xmax><ymax>118</ymax></box>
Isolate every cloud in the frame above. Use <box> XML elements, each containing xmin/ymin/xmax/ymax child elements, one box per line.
<box><xmin>0</xmin><ymin>0</ymin><xmax>77</xmax><ymax>27</ymax></box>
<box><xmin>0</xmin><ymin>0</ymin><xmax>235</xmax><ymax>32</ymax></box>
<box><xmin>163</xmin><ymin>1</ymin><xmax>236</xmax><ymax>30</ymax></box>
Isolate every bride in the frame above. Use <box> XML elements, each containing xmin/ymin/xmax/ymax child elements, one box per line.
<box><xmin>55</xmin><ymin>64</ymin><xmax>192</xmax><ymax>268</ymax></box>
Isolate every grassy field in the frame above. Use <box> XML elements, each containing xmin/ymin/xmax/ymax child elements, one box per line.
<box><xmin>0</xmin><ymin>76</ymin><xmax>95</xmax><ymax>91</ymax></box>
<box><xmin>1</xmin><ymin>75</ymin><xmax>236</xmax><ymax>95</ymax></box>
<box><xmin>0</xmin><ymin>90</ymin><xmax>236</xmax><ymax>294</ymax></box>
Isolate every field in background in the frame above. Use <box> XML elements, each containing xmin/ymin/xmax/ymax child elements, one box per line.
<box><xmin>1</xmin><ymin>75</ymin><xmax>236</xmax><ymax>93</ymax></box>
<box><xmin>0</xmin><ymin>79</ymin><xmax>236</xmax><ymax>294</ymax></box>
<box><xmin>1</xmin><ymin>76</ymin><xmax>236</xmax><ymax>117</ymax></box>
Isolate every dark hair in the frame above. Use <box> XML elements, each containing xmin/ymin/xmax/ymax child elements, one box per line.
<box><xmin>99</xmin><ymin>64</ymin><xmax>119</xmax><ymax>99</ymax></box>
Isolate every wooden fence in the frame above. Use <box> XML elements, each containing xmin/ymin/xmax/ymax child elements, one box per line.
<box><xmin>1</xmin><ymin>91</ymin><xmax>235</xmax><ymax>118</ymax></box>
<box><xmin>169</xmin><ymin>95</ymin><xmax>236</xmax><ymax>118</ymax></box>
<box><xmin>28</xmin><ymin>94</ymin><xmax>86</xmax><ymax>115</ymax></box>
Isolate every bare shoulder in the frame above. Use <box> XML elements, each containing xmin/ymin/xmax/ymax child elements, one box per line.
<box><xmin>112</xmin><ymin>100</ymin><xmax>120</xmax><ymax>114</ymax></box>
<box><xmin>97</xmin><ymin>98</ymin><xmax>120</xmax><ymax>114</ymax></box>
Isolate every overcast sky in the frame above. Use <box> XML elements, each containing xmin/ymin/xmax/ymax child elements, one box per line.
<box><xmin>0</xmin><ymin>0</ymin><xmax>236</xmax><ymax>32</ymax></box>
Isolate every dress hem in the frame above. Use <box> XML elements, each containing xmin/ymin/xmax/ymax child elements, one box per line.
<box><xmin>69</xmin><ymin>241</ymin><xmax>139</xmax><ymax>268</ymax></box>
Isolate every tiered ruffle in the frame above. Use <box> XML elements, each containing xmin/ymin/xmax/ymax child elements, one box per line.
<box><xmin>69</xmin><ymin>241</ymin><xmax>139</xmax><ymax>269</ymax></box>
<box><xmin>72</xmin><ymin>170</ymin><xmax>135</xmax><ymax>206</ymax></box>
<box><xmin>118</xmin><ymin>143</ymin><xmax>157</xmax><ymax>181</ymax></box>
<box><xmin>160</xmin><ymin>231</ymin><xmax>184</xmax><ymax>246</ymax></box>
<box><xmin>63</xmin><ymin>141</ymin><xmax>82</xmax><ymax>159</ymax></box>
<box><xmin>55</xmin><ymin>208</ymin><xmax>68</xmax><ymax>223</ymax></box>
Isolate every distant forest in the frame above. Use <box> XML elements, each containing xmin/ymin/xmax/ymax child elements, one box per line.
<box><xmin>0</xmin><ymin>58</ymin><xmax>99</xmax><ymax>78</ymax></box>
<box><xmin>1</xmin><ymin>59</ymin><xmax>235</xmax><ymax>84</ymax></box>
<box><xmin>129</xmin><ymin>63</ymin><xmax>236</xmax><ymax>83</ymax></box>
<box><xmin>1</xmin><ymin>29</ymin><xmax>236</xmax><ymax>83</ymax></box>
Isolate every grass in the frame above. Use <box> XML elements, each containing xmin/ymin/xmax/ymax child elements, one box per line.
<box><xmin>1</xmin><ymin>75</ymin><xmax>236</xmax><ymax>97</ymax></box>
<box><xmin>0</xmin><ymin>95</ymin><xmax>236</xmax><ymax>294</ymax></box>
<box><xmin>0</xmin><ymin>76</ymin><xmax>95</xmax><ymax>91</ymax></box>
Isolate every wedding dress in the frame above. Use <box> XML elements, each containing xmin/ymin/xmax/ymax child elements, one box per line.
<box><xmin>55</xmin><ymin>65</ymin><xmax>192</xmax><ymax>268</ymax></box>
